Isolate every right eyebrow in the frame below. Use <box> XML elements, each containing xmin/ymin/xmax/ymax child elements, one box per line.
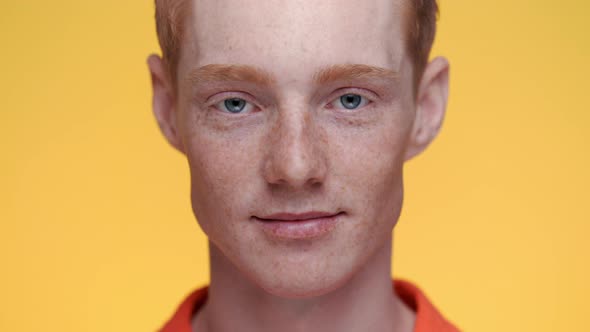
<box><xmin>186</xmin><ymin>64</ymin><xmax>276</xmax><ymax>87</ymax></box>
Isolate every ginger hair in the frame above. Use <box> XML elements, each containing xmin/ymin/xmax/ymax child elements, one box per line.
<box><xmin>154</xmin><ymin>0</ymin><xmax>438</xmax><ymax>88</ymax></box>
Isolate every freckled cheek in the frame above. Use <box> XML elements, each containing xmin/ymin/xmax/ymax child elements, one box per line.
<box><xmin>327</xmin><ymin>122</ymin><xmax>408</xmax><ymax>214</ymax></box>
<box><xmin>184</xmin><ymin>133</ymin><xmax>262</xmax><ymax>226</ymax></box>
<box><xmin>331</xmin><ymin>122</ymin><xmax>408</xmax><ymax>173</ymax></box>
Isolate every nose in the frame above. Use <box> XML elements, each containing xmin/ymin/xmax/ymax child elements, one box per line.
<box><xmin>262</xmin><ymin>108</ymin><xmax>328</xmax><ymax>190</ymax></box>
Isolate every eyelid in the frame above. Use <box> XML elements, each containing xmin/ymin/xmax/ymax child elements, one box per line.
<box><xmin>337</xmin><ymin>86</ymin><xmax>378</xmax><ymax>97</ymax></box>
<box><xmin>205</xmin><ymin>91</ymin><xmax>259</xmax><ymax>106</ymax></box>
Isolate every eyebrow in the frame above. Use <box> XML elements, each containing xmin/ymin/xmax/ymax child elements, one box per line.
<box><xmin>187</xmin><ymin>64</ymin><xmax>276</xmax><ymax>86</ymax></box>
<box><xmin>186</xmin><ymin>63</ymin><xmax>398</xmax><ymax>86</ymax></box>
<box><xmin>313</xmin><ymin>64</ymin><xmax>399</xmax><ymax>85</ymax></box>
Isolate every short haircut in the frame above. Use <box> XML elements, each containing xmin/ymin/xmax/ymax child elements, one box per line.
<box><xmin>154</xmin><ymin>0</ymin><xmax>438</xmax><ymax>89</ymax></box>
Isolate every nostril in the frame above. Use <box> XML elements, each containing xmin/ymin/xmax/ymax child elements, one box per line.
<box><xmin>308</xmin><ymin>177</ymin><xmax>324</xmax><ymax>188</ymax></box>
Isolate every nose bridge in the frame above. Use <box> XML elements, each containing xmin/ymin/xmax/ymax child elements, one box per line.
<box><xmin>263</xmin><ymin>103</ymin><xmax>327</xmax><ymax>188</ymax></box>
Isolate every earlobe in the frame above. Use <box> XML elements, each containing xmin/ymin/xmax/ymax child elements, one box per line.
<box><xmin>147</xmin><ymin>54</ymin><xmax>185</xmax><ymax>154</ymax></box>
<box><xmin>404</xmin><ymin>56</ymin><xmax>450</xmax><ymax>161</ymax></box>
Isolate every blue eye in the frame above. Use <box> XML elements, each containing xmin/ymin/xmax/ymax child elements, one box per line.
<box><xmin>223</xmin><ymin>98</ymin><xmax>247</xmax><ymax>113</ymax></box>
<box><xmin>336</xmin><ymin>94</ymin><xmax>368</xmax><ymax>110</ymax></box>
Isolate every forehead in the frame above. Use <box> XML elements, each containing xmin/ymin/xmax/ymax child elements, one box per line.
<box><xmin>181</xmin><ymin>0</ymin><xmax>408</xmax><ymax>82</ymax></box>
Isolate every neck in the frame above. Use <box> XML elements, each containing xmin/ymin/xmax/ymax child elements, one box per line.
<box><xmin>193</xmin><ymin>236</ymin><xmax>415</xmax><ymax>332</ymax></box>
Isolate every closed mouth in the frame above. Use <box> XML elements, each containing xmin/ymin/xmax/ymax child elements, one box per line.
<box><xmin>254</xmin><ymin>211</ymin><xmax>344</xmax><ymax>222</ymax></box>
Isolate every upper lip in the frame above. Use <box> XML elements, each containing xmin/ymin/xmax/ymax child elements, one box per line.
<box><xmin>255</xmin><ymin>211</ymin><xmax>341</xmax><ymax>221</ymax></box>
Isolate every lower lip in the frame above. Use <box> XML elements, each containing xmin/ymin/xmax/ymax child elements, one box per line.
<box><xmin>254</xmin><ymin>214</ymin><xmax>342</xmax><ymax>240</ymax></box>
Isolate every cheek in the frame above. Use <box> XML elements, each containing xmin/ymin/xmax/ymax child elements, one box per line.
<box><xmin>331</xmin><ymin>108</ymin><xmax>412</xmax><ymax>182</ymax></box>
<box><xmin>328</xmin><ymin>109</ymin><xmax>412</xmax><ymax>222</ymax></box>
<box><xmin>176</xmin><ymin>96</ymin><xmax>271</xmax><ymax>240</ymax></box>
<box><xmin>183</xmin><ymin>130</ymin><xmax>260</xmax><ymax>235</ymax></box>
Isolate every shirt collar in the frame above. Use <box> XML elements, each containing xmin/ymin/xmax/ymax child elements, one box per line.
<box><xmin>160</xmin><ymin>279</ymin><xmax>459</xmax><ymax>332</ymax></box>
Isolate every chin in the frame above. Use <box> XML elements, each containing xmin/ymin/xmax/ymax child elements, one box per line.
<box><xmin>257</xmin><ymin>275</ymin><xmax>350</xmax><ymax>299</ymax></box>
<box><xmin>246</xmin><ymin>255</ymin><xmax>358</xmax><ymax>299</ymax></box>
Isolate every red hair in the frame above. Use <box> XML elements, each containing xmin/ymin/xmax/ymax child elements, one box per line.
<box><xmin>406</xmin><ymin>0</ymin><xmax>439</xmax><ymax>83</ymax></box>
<box><xmin>154</xmin><ymin>0</ymin><xmax>438</xmax><ymax>86</ymax></box>
<box><xmin>155</xmin><ymin>0</ymin><xmax>189</xmax><ymax>81</ymax></box>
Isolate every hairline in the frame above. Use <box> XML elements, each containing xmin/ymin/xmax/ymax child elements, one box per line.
<box><xmin>156</xmin><ymin>0</ymin><xmax>437</xmax><ymax>92</ymax></box>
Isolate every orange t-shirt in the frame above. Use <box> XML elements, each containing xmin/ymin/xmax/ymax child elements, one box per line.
<box><xmin>160</xmin><ymin>279</ymin><xmax>459</xmax><ymax>332</ymax></box>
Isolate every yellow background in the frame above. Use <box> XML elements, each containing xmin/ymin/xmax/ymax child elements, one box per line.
<box><xmin>1</xmin><ymin>1</ymin><xmax>589</xmax><ymax>331</ymax></box>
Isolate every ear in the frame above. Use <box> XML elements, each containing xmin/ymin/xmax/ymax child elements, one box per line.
<box><xmin>404</xmin><ymin>56</ymin><xmax>450</xmax><ymax>161</ymax></box>
<box><xmin>147</xmin><ymin>54</ymin><xmax>185</xmax><ymax>154</ymax></box>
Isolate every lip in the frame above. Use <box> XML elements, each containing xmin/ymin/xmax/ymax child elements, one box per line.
<box><xmin>253</xmin><ymin>211</ymin><xmax>344</xmax><ymax>240</ymax></box>
<box><xmin>257</xmin><ymin>211</ymin><xmax>340</xmax><ymax>221</ymax></box>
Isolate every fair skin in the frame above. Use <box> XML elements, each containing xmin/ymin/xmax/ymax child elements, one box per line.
<box><xmin>148</xmin><ymin>0</ymin><xmax>449</xmax><ymax>331</ymax></box>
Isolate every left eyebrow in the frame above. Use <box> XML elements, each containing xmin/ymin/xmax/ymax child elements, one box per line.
<box><xmin>313</xmin><ymin>64</ymin><xmax>399</xmax><ymax>85</ymax></box>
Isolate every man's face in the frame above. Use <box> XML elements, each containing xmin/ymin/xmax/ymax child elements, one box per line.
<box><xmin>153</xmin><ymin>0</ymin><xmax>446</xmax><ymax>297</ymax></box>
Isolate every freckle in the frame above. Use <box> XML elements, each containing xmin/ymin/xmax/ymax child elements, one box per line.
<box><xmin>345</xmin><ymin>118</ymin><xmax>362</xmax><ymax>127</ymax></box>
